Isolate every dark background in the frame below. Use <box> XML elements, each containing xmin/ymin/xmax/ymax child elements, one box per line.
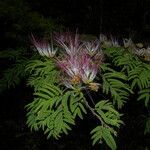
<box><xmin>1</xmin><ymin>0</ymin><xmax>150</xmax><ymax>49</ymax></box>
<box><xmin>0</xmin><ymin>0</ymin><xmax>150</xmax><ymax>150</ymax></box>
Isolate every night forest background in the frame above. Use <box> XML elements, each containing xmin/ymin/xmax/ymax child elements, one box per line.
<box><xmin>0</xmin><ymin>0</ymin><xmax>150</xmax><ymax>150</ymax></box>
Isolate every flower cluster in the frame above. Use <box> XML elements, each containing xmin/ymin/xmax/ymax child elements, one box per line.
<box><xmin>99</xmin><ymin>34</ymin><xmax>120</xmax><ymax>48</ymax></box>
<box><xmin>31</xmin><ymin>34</ymin><xmax>57</xmax><ymax>58</ymax></box>
<box><xmin>31</xmin><ymin>32</ymin><xmax>104</xmax><ymax>91</ymax></box>
<box><xmin>54</xmin><ymin>32</ymin><xmax>83</xmax><ymax>55</ymax></box>
<box><xmin>55</xmin><ymin>33</ymin><xmax>103</xmax><ymax>91</ymax></box>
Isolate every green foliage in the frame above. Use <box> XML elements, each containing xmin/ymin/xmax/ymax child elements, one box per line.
<box><xmin>138</xmin><ymin>88</ymin><xmax>150</xmax><ymax>107</ymax></box>
<box><xmin>104</xmin><ymin>46</ymin><xmax>140</xmax><ymax>74</ymax></box>
<box><xmin>128</xmin><ymin>63</ymin><xmax>150</xmax><ymax>90</ymax></box>
<box><xmin>95</xmin><ymin>100</ymin><xmax>123</xmax><ymax>127</ymax></box>
<box><xmin>104</xmin><ymin>46</ymin><xmax>150</xmax><ymax>108</ymax></box>
<box><xmin>113</xmin><ymin>52</ymin><xmax>140</xmax><ymax>73</ymax></box>
<box><xmin>0</xmin><ymin>49</ymin><xmax>23</xmax><ymax>60</ymax></box>
<box><xmin>104</xmin><ymin>45</ymin><xmax>150</xmax><ymax>143</ymax></box>
<box><xmin>0</xmin><ymin>59</ymin><xmax>27</xmax><ymax>89</ymax></box>
<box><xmin>26</xmin><ymin>83</ymin><xmax>71</xmax><ymax>139</ymax></box>
<box><xmin>101</xmin><ymin>64</ymin><xmax>132</xmax><ymax>108</ymax></box>
<box><xmin>24</xmin><ymin>55</ymin><xmax>87</xmax><ymax>139</ymax></box>
<box><xmin>90</xmin><ymin>100</ymin><xmax>122</xmax><ymax>150</ymax></box>
<box><xmin>26</xmin><ymin>83</ymin><xmax>87</xmax><ymax>139</ymax></box>
<box><xmin>91</xmin><ymin>126</ymin><xmax>117</xmax><ymax>150</ymax></box>
<box><xmin>0</xmin><ymin>48</ymin><xmax>30</xmax><ymax>92</ymax></box>
<box><xmin>26</xmin><ymin>59</ymin><xmax>60</xmax><ymax>90</ymax></box>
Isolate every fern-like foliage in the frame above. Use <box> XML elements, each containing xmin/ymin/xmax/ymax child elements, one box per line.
<box><xmin>104</xmin><ymin>46</ymin><xmax>150</xmax><ymax>108</ymax></box>
<box><xmin>95</xmin><ymin>100</ymin><xmax>122</xmax><ymax>127</ymax></box>
<box><xmin>26</xmin><ymin>83</ymin><xmax>72</xmax><ymax>139</ymax></box>
<box><xmin>0</xmin><ymin>49</ymin><xmax>24</xmax><ymax>60</ymax></box>
<box><xmin>26</xmin><ymin>58</ymin><xmax>60</xmax><ymax>90</ymax></box>
<box><xmin>128</xmin><ymin>63</ymin><xmax>150</xmax><ymax>90</ymax></box>
<box><xmin>104</xmin><ymin>45</ymin><xmax>150</xmax><ymax>140</ymax></box>
<box><xmin>127</xmin><ymin>62</ymin><xmax>150</xmax><ymax>107</ymax></box>
<box><xmin>0</xmin><ymin>58</ymin><xmax>29</xmax><ymax>92</ymax></box>
<box><xmin>104</xmin><ymin>46</ymin><xmax>141</xmax><ymax>74</ymax></box>
<box><xmin>101</xmin><ymin>64</ymin><xmax>132</xmax><ymax>108</ymax></box>
<box><xmin>91</xmin><ymin>126</ymin><xmax>117</xmax><ymax>150</ymax></box>
<box><xmin>0</xmin><ymin>48</ymin><xmax>38</xmax><ymax>92</ymax></box>
<box><xmin>26</xmin><ymin>83</ymin><xmax>87</xmax><ymax>139</ymax></box>
<box><xmin>138</xmin><ymin>89</ymin><xmax>150</xmax><ymax>107</ymax></box>
<box><xmin>69</xmin><ymin>91</ymin><xmax>87</xmax><ymax>119</ymax></box>
<box><xmin>113</xmin><ymin>52</ymin><xmax>140</xmax><ymax>73</ymax></box>
<box><xmin>90</xmin><ymin>100</ymin><xmax>122</xmax><ymax>150</ymax></box>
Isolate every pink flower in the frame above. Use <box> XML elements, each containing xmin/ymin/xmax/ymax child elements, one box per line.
<box><xmin>57</xmin><ymin>55</ymin><xmax>81</xmax><ymax>80</ymax></box>
<box><xmin>57</xmin><ymin>50</ymin><xmax>100</xmax><ymax>89</ymax></box>
<box><xmin>84</xmin><ymin>40</ymin><xmax>100</xmax><ymax>55</ymax></box>
<box><xmin>31</xmin><ymin>35</ymin><xmax>57</xmax><ymax>58</ymax></box>
<box><xmin>81</xmin><ymin>65</ymin><xmax>98</xmax><ymax>84</ymax></box>
<box><xmin>79</xmin><ymin>54</ymin><xmax>99</xmax><ymax>83</ymax></box>
<box><xmin>30</xmin><ymin>32</ymin><xmax>103</xmax><ymax>91</ymax></box>
<box><xmin>110</xmin><ymin>37</ymin><xmax>120</xmax><ymax>47</ymax></box>
<box><xmin>55</xmin><ymin>32</ymin><xmax>83</xmax><ymax>55</ymax></box>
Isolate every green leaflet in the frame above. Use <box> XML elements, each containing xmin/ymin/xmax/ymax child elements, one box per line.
<box><xmin>90</xmin><ymin>100</ymin><xmax>122</xmax><ymax>150</ymax></box>
<box><xmin>0</xmin><ymin>49</ymin><xmax>24</xmax><ymax>60</ymax></box>
<box><xmin>0</xmin><ymin>58</ymin><xmax>28</xmax><ymax>92</ymax></box>
<box><xmin>91</xmin><ymin>126</ymin><xmax>117</xmax><ymax>150</ymax></box>
<box><xmin>102</xmin><ymin>127</ymin><xmax>117</xmax><ymax>150</ymax></box>
<box><xmin>138</xmin><ymin>88</ymin><xmax>150</xmax><ymax>107</ymax></box>
<box><xmin>102</xmin><ymin>68</ymin><xmax>131</xmax><ymax>108</ymax></box>
<box><xmin>69</xmin><ymin>91</ymin><xmax>87</xmax><ymax>119</ymax></box>
<box><xmin>91</xmin><ymin>126</ymin><xmax>103</xmax><ymax>145</ymax></box>
<box><xmin>26</xmin><ymin>59</ymin><xmax>60</xmax><ymax>88</ymax></box>
<box><xmin>95</xmin><ymin>100</ymin><xmax>123</xmax><ymax>127</ymax></box>
<box><xmin>128</xmin><ymin>64</ymin><xmax>150</xmax><ymax>90</ymax></box>
<box><xmin>25</xmin><ymin>59</ymin><xmax>55</xmax><ymax>74</ymax></box>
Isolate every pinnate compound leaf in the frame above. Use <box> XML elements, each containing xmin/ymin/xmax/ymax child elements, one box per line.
<box><xmin>91</xmin><ymin>126</ymin><xmax>117</xmax><ymax>150</ymax></box>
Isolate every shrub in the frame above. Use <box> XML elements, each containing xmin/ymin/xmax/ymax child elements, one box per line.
<box><xmin>0</xmin><ymin>32</ymin><xmax>150</xmax><ymax>150</ymax></box>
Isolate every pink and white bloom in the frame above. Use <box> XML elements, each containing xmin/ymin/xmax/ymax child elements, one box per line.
<box><xmin>81</xmin><ymin>65</ymin><xmax>98</xmax><ymax>84</ymax></box>
<box><xmin>134</xmin><ymin>47</ymin><xmax>150</xmax><ymax>56</ymax></box>
<box><xmin>84</xmin><ymin>40</ymin><xmax>100</xmax><ymax>55</ymax></box>
<box><xmin>80</xmin><ymin>54</ymin><xmax>99</xmax><ymax>83</ymax></box>
<box><xmin>110</xmin><ymin>37</ymin><xmax>120</xmax><ymax>47</ymax></box>
<box><xmin>99</xmin><ymin>34</ymin><xmax>107</xmax><ymax>44</ymax></box>
<box><xmin>123</xmin><ymin>38</ymin><xmax>134</xmax><ymax>48</ymax></box>
<box><xmin>55</xmin><ymin>32</ymin><xmax>83</xmax><ymax>55</ymax></box>
<box><xmin>31</xmin><ymin>32</ymin><xmax>104</xmax><ymax>91</ymax></box>
<box><xmin>57</xmin><ymin>50</ymin><xmax>100</xmax><ymax>90</ymax></box>
<box><xmin>58</xmin><ymin>55</ymin><xmax>81</xmax><ymax>79</ymax></box>
<box><xmin>31</xmin><ymin>35</ymin><xmax>57</xmax><ymax>58</ymax></box>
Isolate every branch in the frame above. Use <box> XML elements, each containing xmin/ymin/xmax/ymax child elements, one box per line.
<box><xmin>85</xmin><ymin>89</ymin><xmax>95</xmax><ymax>105</ymax></box>
<box><xmin>83</xmin><ymin>91</ymin><xmax>105</xmax><ymax>126</ymax></box>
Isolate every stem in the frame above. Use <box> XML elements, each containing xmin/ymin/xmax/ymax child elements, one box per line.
<box><xmin>84</xmin><ymin>90</ymin><xmax>105</xmax><ymax>126</ymax></box>
<box><xmin>85</xmin><ymin>89</ymin><xmax>95</xmax><ymax>105</ymax></box>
